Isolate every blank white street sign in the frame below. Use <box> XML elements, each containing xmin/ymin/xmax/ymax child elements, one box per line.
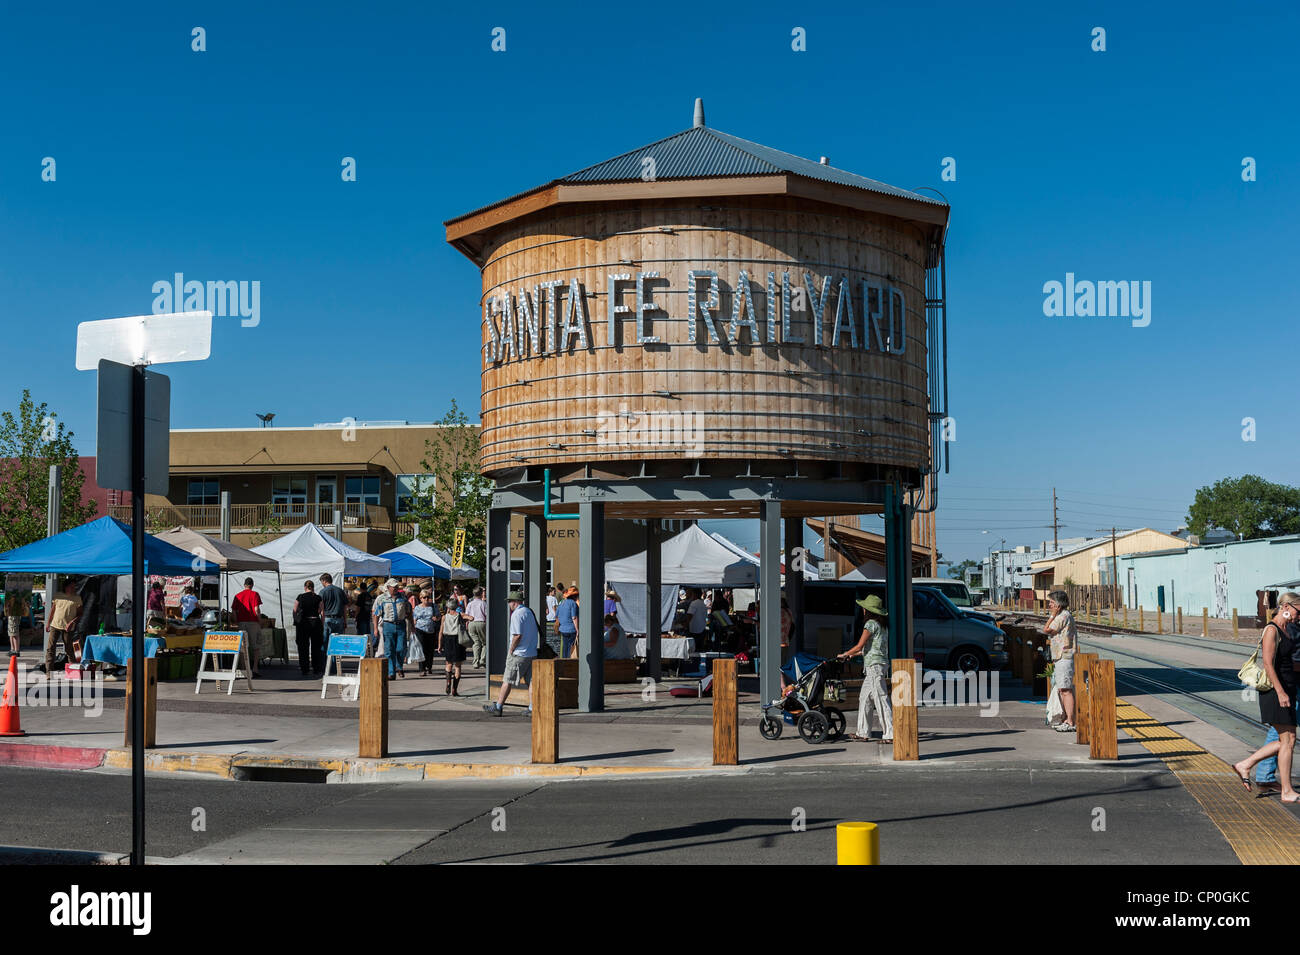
<box><xmin>75</xmin><ymin>311</ymin><xmax>212</xmax><ymax>370</ymax></box>
<box><xmin>97</xmin><ymin>360</ymin><xmax>170</xmax><ymax>495</ymax></box>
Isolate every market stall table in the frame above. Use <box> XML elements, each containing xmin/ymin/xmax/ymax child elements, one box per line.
<box><xmin>81</xmin><ymin>634</ymin><xmax>164</xmax><ymax>666</ymax></box>
<box><xmin>632</xmin><ymin>636</ymin><xmax>696</xmax><ymax>660</ymax></box>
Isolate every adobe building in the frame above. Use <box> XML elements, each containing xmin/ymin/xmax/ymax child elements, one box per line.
<box><xmin>119</xmin><ymin>421</ymin><xmax>654</xmax><ymax>580</ymax></box>
<box><xmin>446</xmin><ymin>101</ymin><xmax>951</xmax><ymax>709</ymax></box>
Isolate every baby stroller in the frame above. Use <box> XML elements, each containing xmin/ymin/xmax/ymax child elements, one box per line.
<box><xmin>758</xmin><ymin>653</ymin><xmax>847</xmax><ymax>744</ymax></box>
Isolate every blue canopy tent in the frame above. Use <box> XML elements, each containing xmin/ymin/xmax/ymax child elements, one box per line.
<box><xmin>0</xmin><ymin>516</ymin><xmax>219</xmax><ymax>576</ymax></box>
<box><xmin>377</xmin><ymin>548</ymin><xmax>449</xmax><ymax>580</ymax></box>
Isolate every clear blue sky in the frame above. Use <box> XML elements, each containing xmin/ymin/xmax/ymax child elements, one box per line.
<box><xmin>2</xmin><ymin>1</ymin><xmax>1295</xmax><ymax>564</ymax></box>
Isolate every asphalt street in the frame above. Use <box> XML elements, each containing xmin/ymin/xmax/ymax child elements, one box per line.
<box><xmin>0</xmin><ymin>761</ymin><xmax>1238</xmax><ymax>865</ymax></box>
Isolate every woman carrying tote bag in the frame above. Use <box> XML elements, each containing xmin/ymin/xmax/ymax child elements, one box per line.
<box><xmin>440</xmin><ymin>600</ymin><xmax>467</xmax><ymax>696</ymax></box>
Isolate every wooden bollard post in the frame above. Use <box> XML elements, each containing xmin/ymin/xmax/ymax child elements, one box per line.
<box><xmin>1108</xmin><ymin>604</ymin><xmax>1114</xmax><ymax>626</ymax></box>
<box><xmin>1202</xmin><ymin>608</ymin><xmax>1208</xmax><ymax>637</ymax></box>
<box><xmin>1232</xmin><ymin>609</ymin><xmax>1239</xmax><ymax>639</ymax></box>
<box><xmin>1074</xmin><ymin>653</ymin><xmax>1095</xmax><ymax>746</ymax></box>
<box><xmin>1177</xmin><ymin>607</ymin><xmax>1183</xmax><ymax>634</ymax></box>
<box><xmin>1157</xmin><ymin>608</ymin><xmax>1163</xmax><ymax>634</ymax></box>
<box><xmin>1139</xmin><ymin>605</ymin><xmax>1144</xmax><ymax>630</ymax></box>
<box><xmin>712</xmin><ymin>658</ymin><xmax>738</xmax><ymax>766</ymax></box>
<box><xmin>531</xmin><ymin>658</ymin><xmax>558</xmax><ymax>764</ymax></box>
<box><xmin>1088</xmin><ymin>659</ymin><xmax>1117</xmax><ymax>760</ymax></box>
<box><xmin>124</xmin><ymin>657</ymin><xmax>158</xmax><ymax>749</ymax></box>
<box><xmin>1123</xmin><ymin>605</ymin><xmax>1129</xmax><ymax>628</ymax></box>
<box><xmin>891</xmin><ymin>659</ymin><xmax>918</xmax><ymax>761</ymax></box>
<box><xmin>359</xmin><ymin>658</ymin><xmax>388</xmax><ymax>758</ymax></box>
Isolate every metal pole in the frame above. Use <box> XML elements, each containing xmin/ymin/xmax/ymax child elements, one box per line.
<box><xmin>645</xmin><ymin>519</ymin><xmax>662</xmax><ymax>683</ymax></box>
<box><xmin>759</xmin><ymin>501</ymin><xmax>781</xmax><ymax>703</ymax></box>
<box><xmin>130</xmin><ymin>364</ymin><xmax>146</xmax><ymax>866</ymax></box>
<box><xmin>577</xmin><ymin>501</ymin><xmax>605</xmax><ymax>712</ymax></box>
<box><xmin>43</xmin><ymin>466</ymin><xmax>61</xmax><ymax>659</ymax></box>
<box><xmin>220</xmin><ymin>490</ymin><xmax>231</xmax><ymax>542</ymax></box>
<box><xmin>784</xmin><ymin>515</ymin><xmax>804</xmax><ymax>653</ymax></box>
<box><xmin>485</xmin><ymin>508</ymin><xmax>510</xmax><ymax>699</ymax></box>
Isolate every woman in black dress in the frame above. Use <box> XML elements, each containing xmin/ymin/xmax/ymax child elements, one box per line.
<box><xmin>1234</xmin><ymin>591</ymin><xmax>1299</xmax><ymax>802</ymax></box>
<box><xmin>439</xmin><ymin>599</ymin><xmax>467</xmax><ymax>696</ymax></box>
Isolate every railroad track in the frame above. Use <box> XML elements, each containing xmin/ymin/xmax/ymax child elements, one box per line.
<box><xmin>994</xmin><ymin>610</ymin><xmax>1264</xmax><ymax>737</ymax></box>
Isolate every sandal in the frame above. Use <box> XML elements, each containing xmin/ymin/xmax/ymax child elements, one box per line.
<box><xmin>1233</xmin><ymin>762</ymin><xmax>1253</xmax><ymax>792</ymax></box>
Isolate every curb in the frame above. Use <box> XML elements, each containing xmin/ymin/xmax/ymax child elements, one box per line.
<box><xmin>0</xmin><ymin>741</ymin><xmax>718</xmax><ymax>782</ymax></box>
<box><xmin>0</xmin><ymin>742</ymin><xmax>108</xmax><ymax>770</ymax></box>
<box><xmin>0</xmin><ymin>845</ymin><xmax>128</xmax><ymax>865</ymax></box>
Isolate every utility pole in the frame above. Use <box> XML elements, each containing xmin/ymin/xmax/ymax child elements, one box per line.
<box><xmin>1052</xmin><ymin>487</ymin><xmax>1059</xmax><ymax>551</ymax></box>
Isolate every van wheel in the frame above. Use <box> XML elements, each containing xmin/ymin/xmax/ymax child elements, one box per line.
<box><xmin>948</xmin><ymin>647</ymin><xmax>988</xmax><ymax>672</ymax></box>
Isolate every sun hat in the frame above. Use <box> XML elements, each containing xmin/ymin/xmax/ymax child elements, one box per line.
<box><xmin>855</xmin><ymin>594</ymin><xmax>888</xmax><ymax>616</ymax></box>
<box><xmin>507</xmin><ymin>590</ymin><xmax>525</xmax><ymax>602</ymax></box>
<box><xmin>385</xmin><ymin>578</ymin><xmax>399</xmax><ymax>589</ymax></box>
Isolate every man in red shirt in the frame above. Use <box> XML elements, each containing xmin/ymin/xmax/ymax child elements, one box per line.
<box><xmin>232</xmin><ymin>577</ymin><xmax>263</xmax><ymax>677</ymax></box>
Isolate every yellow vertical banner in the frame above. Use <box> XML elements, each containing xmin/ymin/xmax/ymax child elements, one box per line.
<box><xmin>453</xmin><ymin>527</ymin><xmax>466</xmax><ymax>568</ymax></box>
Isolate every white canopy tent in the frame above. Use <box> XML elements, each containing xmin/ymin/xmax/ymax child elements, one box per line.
<box><xmin>386</xmin><ymin>538</ymin><xmax>480</xmax><ymax>581</ymax></box>
<box><xmin>247</xmin><ymin>523</ymin><xmax>391</xmax><ymax>636</ymax></box>
<box><xmin>606</xmin><ymin>525</ymin><xmax>760</xmax><ymax>634</ymax></box>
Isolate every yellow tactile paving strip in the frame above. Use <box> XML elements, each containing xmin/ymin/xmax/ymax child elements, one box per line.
<box><xmin>1117</xmin><ymin>699</ymin><xmax>1300</xmax><ymax>865</ymax></box>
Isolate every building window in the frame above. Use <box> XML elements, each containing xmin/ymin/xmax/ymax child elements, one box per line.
<box><xmin>345</xmin><ymin>475</ymin><xmax>381</xmax><ymax>507</ymax></box>
<box><xmin>396</xmin><ymin>474</ymin><xmax>435</xmax><ymax>516</ymax></box>
<box><xmin>187</xmin><ymin>479</ymin><xmax>219</xmax><ymax>506</ymax></box>
<box><xmin>272</xmin><ymin>475</ymin><xmax>307</xmax><ymax>516</ymax></box>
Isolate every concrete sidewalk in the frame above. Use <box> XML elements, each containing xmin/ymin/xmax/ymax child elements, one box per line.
<box><xmin>0</xmin><ymin>658</ymin><xmax>1167</xmax><ymax>781</ymax></box>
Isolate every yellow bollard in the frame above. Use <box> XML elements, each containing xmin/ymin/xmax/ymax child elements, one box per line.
<box><xmin>1202</xmin><ymin>608</ymin><xmax>1208</xmax><ymax>637</ymax></box>
<box><xmin>837</xmin><ymin>821</ymin><xmax>880</xmax><ymax>865</ymax></box>
<box><xmin>1233</xmin><ymin>609</ymin><xmax>1238</xmax><ymax>639</ymax></box>
<box><xmin>1139</xmin><ymin>605</ymin><xmax>1144</xmax><ymax>630</ymax></box>
<box><xmin>1157</xmin><ymin>608</ymin><xmax>1163</xmax><ymax>634</ymax></box>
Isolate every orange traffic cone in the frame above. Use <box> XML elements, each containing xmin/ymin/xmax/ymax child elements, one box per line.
<box><xmin>0</xmin><ymin>654</ymin><xmax>25</xmax><ymax>736</ymax></box>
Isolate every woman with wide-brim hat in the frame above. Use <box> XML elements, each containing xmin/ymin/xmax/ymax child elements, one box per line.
<box><xmin>838</xmin><ymin>594</ymin><xmax>893</xmax><ymax>743</ymax></box>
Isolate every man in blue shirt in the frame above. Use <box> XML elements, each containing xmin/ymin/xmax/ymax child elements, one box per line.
<box><xmin>556</xmin><ymin>588</ymin><xmax>579</xmax><ymax>657</ymax></box>
<box><xmin>483</xmin><ymin>591</ymin><xmax>539</xmax><ymax>716</ymax></box>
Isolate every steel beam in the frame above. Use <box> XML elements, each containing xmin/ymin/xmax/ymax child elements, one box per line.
<box><xmin>486</xmin><ymin>507</ymin><xmax>511</xmax><ymax>699</ymax></box>
<box><xmin>759</xmin><ymin>500</ymin><xmax>782</xmax><ymax>703</ymax></box>
<box><xmin>578</xmin><ymin>501</ymin><xmax>605</xmax><ymax>712</ymax></box>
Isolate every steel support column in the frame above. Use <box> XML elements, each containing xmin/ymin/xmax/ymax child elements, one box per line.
<box><xmin>884</xmin><ymin>484</ymin><xmax>914</xmax><ymax>660</ymax></box>
<box><xmin>485</xmin><ymin>507</ymin><xmax>511</xmax><ymax>699</ymax></box>
<box><xmin>524</xmin><ymin>513</ymin><xmax>547</xmax><ymax>638</ymax></box>
<box><xmin>759</xmin><ymin>500</ymin><xmax>782</xmax><ymax>703</ymax></box>
<box><xmin>784</xmin><ymin>515</ymin><xmax>804</xmax><ymax>653</ymax></box>
<box><xmin>578</xmin><ymin>501</ymin><xmax>605</xmax><ymax>712</ymax></box>
<box><xmin>645</xmin><ymin>519</ymin><xmax>662</xmax><ymax>683</ymax></box>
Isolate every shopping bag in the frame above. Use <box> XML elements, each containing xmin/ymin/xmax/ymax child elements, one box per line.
<box><xmin>1238</xmin><ymin>638</ymin><xmax>1273</xmax><ymax>692</ymax></box>
<box><xmin>1046</xmin><ymin>685</ymin><xmax>1064</xmax><ymax>725</ymax></box>
<box><xmin>406</xmin><ymin>637</ymin><xmax>425</xmax><ymax>666</ymax></box>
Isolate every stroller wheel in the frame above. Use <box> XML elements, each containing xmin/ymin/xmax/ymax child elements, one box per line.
<box><xmin>797</xmin><ymin>710</ymin><xmax>830</xmax><ymax>744</ymax></box>
<box><xmin>825</xmin><ymin>707</ymin><xmax>846</xmax><ymax>740</ymax></box>
<box><xmin>758</xmin><ymin>714</ymin><xmax>783</xmax><ymax>740</ymax></box>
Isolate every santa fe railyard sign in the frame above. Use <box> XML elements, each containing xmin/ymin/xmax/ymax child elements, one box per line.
<box><xmin>483</xmin><ymin>269</ymin><xmax>908</xmax><ymax>364</ymax></box>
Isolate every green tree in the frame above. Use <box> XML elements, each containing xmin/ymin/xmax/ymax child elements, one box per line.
<box><xmin>0</xmin><ymin>390</ymin><xmax>98</xmax><ymax>552</ymax></box>
<box><xmin>399</xmin><ymin>400</ymin><xmax>490</xmax><ymax>577</ymax></box>
<box><xmin>1186</xmin><ymin>475</ymin><xmax>1300</xmax><ymax>541</ymax></box>
<box><xmin>949</xmin><ymin>559</ymin><xmax>978</xmax><ymax>580</ymax></box>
